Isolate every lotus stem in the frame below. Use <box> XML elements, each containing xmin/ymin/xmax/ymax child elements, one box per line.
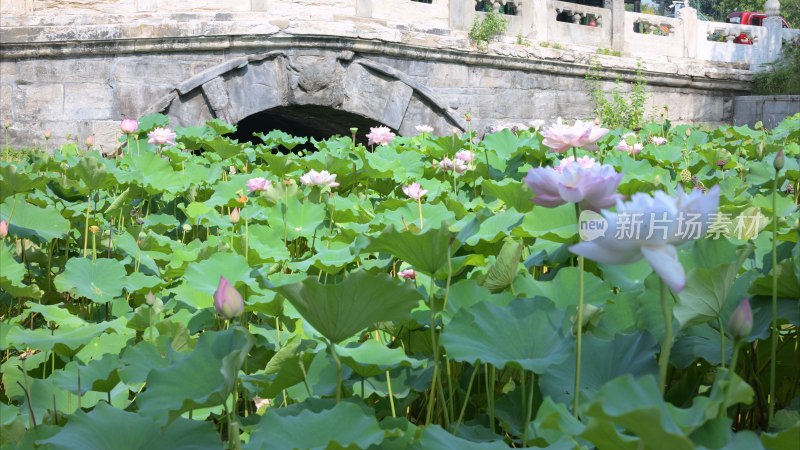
<box><xmin>488</xmin><ymin>365</ymin><xmax>496</xmax><ymax>433</ymax></box>
<box><xmin>572</xmin><ymin>180</ymin><xmax>585</xmax><ymax>418</ymax></box>
<box><xmin>329</xmin><ymin>340</ymin><xmax>342</xmax><ymax>404</ymax></box>
<box><xmin>522</xmin><ymin>371</ymin><xmax>535</xmax><ymax>447</ymax></box>
<box><xmin>386</xmin><ymin>370</ymin><xmax>397</xmax><ymax>418</ymax></box>
<box><xmin>718</xmin><ymin>317</ymin><xmax>726</xmax><ymax>369</ymax></box>
<box><xmin>658</xmin><ymin>279</ymin><xmax>673</xmax><ymax>395</ymax></box>
<box><xmin>417</xmin><ymin>198</ymin><xmax>424</xmax><ymax>229</ymax></box>
<box><xmin>244</xmin><ymin>208</ymin><xmax>249</xmax><ymax>263</ymax></box>
<box><xmin>425</xmin><ymin>274</ymin><xmax>440</xmax><ymax>424</ymax></box>
<box><xmin>82</xmin><ymin>194</ymin><xmax>91</xmax><ymax>258</ymax></box>
<box><xmin>454</xmin><ymin>364</ymin><xmax>480</xmax><ymax>434</ymax></box>
<box><xmin>769</xmin><ymin>170</ymin><xmax>779</xmax><ymax>423</ymax></box>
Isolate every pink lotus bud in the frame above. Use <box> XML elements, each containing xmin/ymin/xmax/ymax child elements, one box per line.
<box><xmin>213</xmin><ymin>276</ymin><xmax>244</xmax><ymax>319</ymax></box>
<box><xmin>146</xmin><ymin>291</ymin><xmax>155</xmax><ymax>306</ymax></box>
<box><xmin>44</xmin><ymin>128</ymin><xmax>52</xmax><ymax>140</ymax></box>
<box><xmin>728</xmin><ymin>298</ymin><xmax>753</xmax><ymax>340</ymax></box>
<box><xmin>0</xmin><ymin>220</ymin><xmax>7</xmax><ymax>238</ymax></box>
<box><xmin>229</xmin><ymin>207</ymin><xmax>240</xmax><ymax>224</ymax></box>
<box><xmin>85</xmin><ymin>135</ymin><xmax>95</xmax><ymax>148</ymax></box>
<box><xmin>397</xmin><ymin>269</ymin><xmax>416</xmax><ymax>280</ymax></box>
<box><xmin>120</xmin><ymin>118</ymin><xmax>139</xmax><ymax>135</ymax></box>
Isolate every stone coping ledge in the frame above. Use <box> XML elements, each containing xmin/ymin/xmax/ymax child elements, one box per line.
<box><xmin>0</xmin><ymin>31</ymin><xmax>752</xmax><ymax>93</ymax></box>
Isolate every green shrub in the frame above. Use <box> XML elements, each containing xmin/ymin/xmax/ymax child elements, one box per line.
<box><xmin>586</xmin><ymin>57</ymin><xmax>648</xmax><ymax>129</ymax></box>
<box><xmin>753</xmin><ymin>40</ymin><xmax>800</xmax><ymax>95</ymax></box>
<box><xmin>468</xmin><ymin>9</ymin><xmax>508</xmax><ymax>47</ymax></box>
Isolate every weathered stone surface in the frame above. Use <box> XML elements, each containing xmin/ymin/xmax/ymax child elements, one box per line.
<box><xmin>13</xmin><ymin>83</ymin><xmax>64</xmax><ymax>121</ymax></box>
<box><xmin>64</xmin><ymin>83</ymin><xmax>115</xmax><ymax>119</ymax></box>
<box><xmin>224</xmin><ymin>58</ymin><xmax>287</xmax><ymax>122</ymax></box>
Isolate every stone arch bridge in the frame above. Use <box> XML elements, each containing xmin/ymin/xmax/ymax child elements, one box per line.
<box><xmin>1</xmin><ymin>0</ymin><xmax>788</xmax><ymax>150</ymax></box>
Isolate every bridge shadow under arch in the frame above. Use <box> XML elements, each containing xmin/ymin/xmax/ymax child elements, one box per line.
<box><xmin>230</xmin><ymin>105</ymin><xmax>388</xmax><ymax>148</ymax></box>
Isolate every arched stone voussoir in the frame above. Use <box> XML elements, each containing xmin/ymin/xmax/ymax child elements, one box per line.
<box><xmin>148</xmin><ymin>48</ymin><xmax>466</xmax><ymax>135</ymax></box>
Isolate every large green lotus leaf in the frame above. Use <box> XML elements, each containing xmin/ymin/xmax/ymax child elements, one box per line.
<box><xmin>481</xmin><ymin>237</ymin><xmax>523</xmax><ymax>292</ymax></box>
<box><xmin>67</xmin><ymin>154</ymin><xmax>118</xmax><ymax>192</ymax></box>
<box><xmin>268</xmin><ymin>196</ymin><xmax>326</xmax><ymax>240</ymax></box>
<box><xmin>118</xmin><ymin>341</ymin><xmax>173</xmax><ymax>386</ymax></box>
<box><xmin>482</xmin><ymin>129</ymin><xmax>521</xmax><ymax>172</ymax></box>
<box><xmin>441</xmin><ymin>299</ymin><xmax>572</xmax><ymax>373</ymax></box>
<box><xmin>531</xmin><ymin>397</ymin><xmax>586</xmax><ymax>446</ymax></box>
<box><xmin>255</xmin><ymin>129</ymin><xmax>308</xmax><ymax>151</ymax></box>
<box><xmin>135</xmin><ymin>113</ymin><xmax>169</xmax><ymax>133</ymax></box>
<box><xmin>245</xmin><ymin>401</ymin><xmax>385</xmax><ymax>450</ymax></box>
<box><xmin>465</xmin><ymin>210</ymin><xmax>524</xmax><ymax>246</ymax></box>
<box><xmin>241</xmin><ymin>335</ymin><xmax>316</xmax><ymax>399</ymax></box>
<box><xmin>443</xmin><ymin>278</ymin><xmax>515</xmax><ymax>324</ymax></box>
<box><xmin>515</xmin><ymin>203</ymin><xmax>577</xmax><ymax>242</ymax></box>
<box><xmin>540</xmin><ymin>332</ymin><xmax>659</xmax><ymax>406</ymax></box>
<box><xmin>582</xmin><ymin>375</ymin><xmax>695</xmax><ymax>450</ymax></box>
<box><xmin>200</xmin><ymin>136</ymin><xmax>243</xmax><ymax>159</ymax></box>
<box><xmin>411</xmin><ymin>425</ymin><xmax>511</xmax><ymax>450</ymax></box>
<box><xmin>514</xmin><ymin>267</ymin><xmax>611</xmax><ymax>308</ymax></box>
<box><xmin>377</xmin><ymin>202</ymin><xmax>456</xmax><ymax>233</ymax></box>
<box><xmin>37</xmin><ymin>402</ymin><xmax>220</xmax><ymax>450</ymax></box>
<box><xmin>671</xmin><ymin>322</ymin><xmax>735</xmax><ymax>368</ymax></box>
<box><xmin>4</xmin><ymin>318</ymin><xmax>129</xmax><ymax>356</ymax></box>
<box><xmin>275</xmin><ymin>271</ymin><xmax>421</xmax><ymax>344</ymax></box>
<box><xmin>675</xmin><ymin>257</ymin><xmax>753</xmax><ymax>330</ymax></box>
<box><xmin>0</xmin><ymin>197</ymin><xmax>69</xmax><ymax>242</ymax></box>
<box><xmin>175</xmin><ymin>251</ymin><xmax>254</xmax><ymax>309</ymax></box>
<box><xmin>54</xmin><ymin>257</ymin><xmax>126</xmax><ymax>304</ymax></box>
<box><xmin>117</xmin><ymin>152</ymin><xmax>188</xmax><ymax>194</ymax></box>
<box><xmin>481</xmin><ymin>178</ymin><xmax>534</xmax><ymax>213</ymax></box>
<box><xmin>365</xmin><ymin>224</ymin><xmax>453</xmax><ymax>275</ymax></box>
<box><xmin>0</xmin><ymin>163</ymin><xmax>47</xmax><ymax>200</ymax></box>
<box><xmin>0</xmin><ymin>245</ymin><xmax>41</xmax><ymax>298</ymax></box>
<box><xmin>136</xmin><ymin>327</ymin><xmax>254</xmax><ymax>424</ymax></box>
<box><xmin>365</xmin><ymin>145</ymin><xmax>425</xmax><ymax>182</ymax></box>
<box><xmin>336</xmin><ymin>340</ymin><xmax>424</xmax><ymax>377</ymax></box>
<box><xmin>48</xmin><ymin>353</ymin><xmax>121</xmax><ymax>394</ymax></box>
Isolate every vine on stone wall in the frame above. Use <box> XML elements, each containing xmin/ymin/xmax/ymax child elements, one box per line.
<box><xmin>586</xmin><ymin>58</ymin><xmax>649</xmax><ymax>130</ymax></box>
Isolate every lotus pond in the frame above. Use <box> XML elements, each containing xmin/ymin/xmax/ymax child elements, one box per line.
<box><xmin>0</xmin><ymin>114</ymin><xmax>798</xmax><ymax>449</ymax></box>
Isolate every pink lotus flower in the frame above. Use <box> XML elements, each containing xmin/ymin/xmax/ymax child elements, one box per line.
<box><xmin>415</xmin><ymin>125</ymin><xmax>434</xmax><ymax>134</ymax></box>
<box><xmin>616</xmin><ymin>141</ymin><xmax>643</xmax><ymax>155</ymax></box>
<box><xmin>570</xmin><ymin>186</ymin><xmax>721</xmax><ymax>293</ymax></box>
<box><xmin>455</xmin><ymin>150</ymin><xmax>475</xmax><ymax>163</ymax></box>
<box><xmin>402</xmin><ymin>182</ymin><xmax>428</xmax><ymax>201</ymax></box>
<box><xmin>366</xmin><ymin>126</ymin><xmax>395</xmax><ymax>146</ymax></box>
<box><xmin>120</xmin><ymin>119</ymin><xmax>138</xmax><ymax>134</ymax></box>
<box><xmin>398</xmin><ymin>269</ymin><xmax>416</xmax><ymax>280</ymax></box>
<box><xmin>0</xmin><ymin>220</ymin><xmax>7</xmax><ymax>238</ymax></box>
<box><xmin>524</xmin><ymin>157</ymin><xmax>623</xmax><ymax>211</ymax></box>
<box><xmin>213</xmin><ymin>276</ymin><xmax>245</xmax><ymax>319</ymax></box>
<box><xmin>247</xmin><ymin>177</ymin><xmax>271</xmax><ymax>192</ymax></box>
<box><xmin>439</xmin><ymin>157</ymin><xmax>468</xmax><ymax>174</ymax></box>
<box><xmin>300</xmin><ymin>169</ymin><xmax>339</xmax><ymax>188</ymax></box>
<box><xmin>651</xmin><ymin>136</ymin><xmax>668</xmax><ymax>146</ymax></box>
<box><xmin>541</xmin><ymin>118</ymin><xmax>609</xmax><ymax>153</ymax></box>
<box><xmin>728</xmin><ymin>297</ymin><xmax>753</xmax><ymax>339</ymax></box>
<box><xmin>554</xmin><ymin>155</ymin><xmax>596</xmax><ymax>173</ymax></box>
<box><xmin>147</xmin><ymin>127</ymin><xmax>176</xmax><ymax>146</ymax></box>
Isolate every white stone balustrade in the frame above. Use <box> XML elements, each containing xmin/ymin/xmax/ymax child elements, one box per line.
<box><xmin>0</xmin><ymin>0</ymin><xmax>794</xmax><ymax>69</ymax></box>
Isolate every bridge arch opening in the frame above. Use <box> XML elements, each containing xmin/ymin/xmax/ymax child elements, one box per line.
<box><xmin>229</xmin><ymin>105</ymin><xmax>390</xmax><ymax>150</ymax></box>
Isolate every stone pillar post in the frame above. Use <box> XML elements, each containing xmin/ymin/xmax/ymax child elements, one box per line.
<box><xmin>761</xmin><ymin>0</ymin><xmax>783</xmax><ymax>65</ymax></box>
<box><xmin>679</xmin><ymin>7</ymin><xmax>697</xmax><ymax>58</ymax></box>
<box><xmin>610</xmin><ymin>0</ymin><xmax>625</xmax><ymax>52</ymax></box>
<box><xmin>529</xmin><ymin>0</ymin><xmax>549</xmax><ymax>42</ymax></box>
<box><xmin>450</xmin><ymin>0</ymin><xmax>474</xmax><ymax>31</ymax></box>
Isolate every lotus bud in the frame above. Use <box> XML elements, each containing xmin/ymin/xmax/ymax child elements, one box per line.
<box><xmin>229</xmin><ymin>207</ymin><xmax>240</xmax><ymax>224</ymax></box>
<box><xmin>572</xmin><ymin>304</ymin><xmax>602</xmax><ymax>334</ymax></box>
<box><xmin>213</xmin><ymin>276</ymin><xmax>244</xmax><ymax>319</ymax></box>
<box><xmin>773</xmin><ymin>150</ymin><xmax>784</xmax><ymax>171</ymax></box>
<box><xmin>120</xmin><ymin>118</ymin><xmax>138</xmax><ymax>135</ymax></box>
<box><xmin>465</xmin><ymin>112</ymin><xmax>472</xmax><ymax>122</ymax></box>
<box><xmin>728</xmin><ymin>298</ymin><xmax>753</xmax><ymax>340</ymax></box>
<box><xmin>146</xmin><ymin>291</ymin><xmax>155</xmax><ymax>306</ymax></box>
<box><xmin>85</xmin><ymin>135</ymin><xmax>95</xmax><ymax>148</ymax></box>
<box><xmin>44</xmin><ymin>128</ymin><xmax>52</xmax><ymax>140</ymax></box>
<box><xmin>397</xmin><ymin>269</ymin><xmax>416</xmax><ymax>280</ymax></box>
<box><xmin>0</xmin><ymin>220</ymin><xmax>8</xmax><ymax>238</ymax></box>
<box><xmin>594</xmin><ymin>117</ymin><xmax>601</xmax><ymax>125</ymax></box>
<box><xmin>3</xmin><ymin>119</ymin><xmax>10</xmax><ymax>129</ymax></box>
